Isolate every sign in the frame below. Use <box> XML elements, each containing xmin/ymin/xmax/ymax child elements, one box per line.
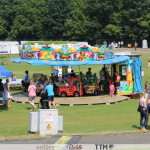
<box><xmin>46</xmin><ymin>124</ymin><xmax>51</xmax><ymax>130</ymax></box>
<box><xmin>38</xmin><ymin>109</ymin><xmax>58</xmax><ymax>135</ymax></box>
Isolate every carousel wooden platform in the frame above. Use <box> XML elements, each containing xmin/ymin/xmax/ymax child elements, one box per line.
<box><xmin>12</xmin><ymin>93</ymin><xmax>129</xmax><ymax>106</ymax></box>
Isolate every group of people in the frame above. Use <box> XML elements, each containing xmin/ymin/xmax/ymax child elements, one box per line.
<box><xmin>99</xmin><ymin>67</ymin><xmax>121</xmax><ymax>96</ymax></box>
<box><xmin>22</xmin><ymin>70</ymin><xmax>56</xmax><ymax>110</ymax></box>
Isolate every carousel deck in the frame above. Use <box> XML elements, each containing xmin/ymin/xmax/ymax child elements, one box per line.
<box><xmin>12</xmin><ymin>93</ymin><xmax>129</xmax><ymax>106</ymax></box>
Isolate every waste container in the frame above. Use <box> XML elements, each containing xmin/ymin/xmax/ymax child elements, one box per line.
<box><xmin>128</xmin><ymin>44</ymin><xmax>132</xmax><ymax>47</ymax></box>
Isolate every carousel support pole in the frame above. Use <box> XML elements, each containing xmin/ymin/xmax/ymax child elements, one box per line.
<box><xmin>78</xmin><ymin>66</ymin><xmax>81</xmax><ymax>73</ymax></box>
<box><xmin>78</xmin><ymin>65</ymin><xmax>81</xmax><ymax>78</ymax></box>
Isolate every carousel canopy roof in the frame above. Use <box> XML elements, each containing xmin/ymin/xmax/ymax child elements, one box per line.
<box><xmin>10</xmin><ymin>56</ymin><xmax>130</xmax><ymax>66</ymax></box>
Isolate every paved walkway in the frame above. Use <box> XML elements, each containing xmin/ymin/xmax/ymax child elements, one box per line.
<box><xmin>1</xmin><ymin>133</ymin><xmax>150</xmax><ymax>145</ymax></box>
<box><xmin>115</xmin><ymin>48</ymin><xmax>150</xmax><ymax>54</ymax></box>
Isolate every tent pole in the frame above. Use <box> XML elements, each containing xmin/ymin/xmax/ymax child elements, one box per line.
<box><xmin>78</xmin><ymin>65</ymin><xmax>81</xmax><ymax>77</ymax></box>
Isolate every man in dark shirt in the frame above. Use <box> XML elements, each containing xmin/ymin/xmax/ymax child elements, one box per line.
<box><xmin>0</xmin><ymin>79</ymin><xmax>4</xmax><ymax>97</ymax></box>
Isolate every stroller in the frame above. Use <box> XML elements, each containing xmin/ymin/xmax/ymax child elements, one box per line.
<box><xmin>39</xmin><ymin>90</ymin><xmax>49</xmax><ymax>109</ymax></box>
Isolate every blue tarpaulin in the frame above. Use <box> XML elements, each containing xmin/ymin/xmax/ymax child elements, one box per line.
<box><xmin>10</xmin><ymin>56</ymin><xmax>130</xmax><ymax>66</ymax></box>
<box><xmin>0</xmin><ymin>65</ymin><xmax>13</xmax><ymax>78</ymax></box>
<box><xmin>132</xmin><ymin>57</ymin><xmax>143</xmax><ymax>93</ymax></box>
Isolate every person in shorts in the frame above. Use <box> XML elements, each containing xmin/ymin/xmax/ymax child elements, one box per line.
<box><xmin>28</xmin><ymin>81</ymin><xmax>36</xmax><ymax>110</ymax></box>
<box><xmin>45</xmin><ymin>81</ymin><xmax>56</xmax><ymax>109</ymax></box>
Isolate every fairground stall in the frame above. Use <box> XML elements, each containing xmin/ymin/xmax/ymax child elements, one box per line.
<box><xmin>10</xmin><ymin>43</ymin><xmax>143</xmax><ymax>96</ymax></box>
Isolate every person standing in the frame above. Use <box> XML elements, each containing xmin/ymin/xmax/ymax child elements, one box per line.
<box><xmin>118</xmin><ymin>41</ymin><xmax>121</xmax><ymax>48</ymax></box>
<box><xmin>109</xmin><ymin>82</ymin><xmax>115</xmax><ymax>97</ymax></box>
<box><xmin>114</xmin><ymin>71</ymin><xmax>121</xmax><ymax>96</ymax></box>
<box><xmin>148</xmin><ymin>57</ymin><xmax>150</xmax><ymax>68</ymax></box>
<box><xmin>0</xmin><ymin>79</ymin><xmax>4</xmax><ymax>97</ymax></box>
<box><xmin>45</xmin><ymin>81</ymin><xmax>56</xmax><ymax>109</ymax></box>
<box><xmin>86</xmin><ymin>68</ymin><xmax>92</xmax><ymax>76</ymax></box>
<box><xmin>134</xmin><ymin>41</ymin><xmax>138</xmax><ymax>51</ymax></box>
<box><xmin>139</xmin><ymin>92</ymin><xmax>148</xmax><ymax>131</ymax></box>
<box><xmin>121</xmin><ymin>41</ymin><xmax>124</xmax><ymax>48</ymax></box>
<box><xmin>99</xmin><ymin>67</ymin><xmax>106</xmax><ymax>92</ymax></box>
<box><xmin>23</xmin><ymin>70</ymin><xmax>30</xmax><ymax>92</ymax></box>
<box><xmin>28</xmin><ymin>81</ymin><xmax>36</xmax><ymax>110</ymax></box>
<box><xmin>3</xmin><ymin>79</ymin><xmax>12</xmax><ymax>108</ymax></box>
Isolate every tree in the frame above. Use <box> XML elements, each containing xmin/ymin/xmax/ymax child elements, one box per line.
<box><xmin>42</xmin><ymin>0</ymin><xmax>72</xmax><ymax>40</ymax></box>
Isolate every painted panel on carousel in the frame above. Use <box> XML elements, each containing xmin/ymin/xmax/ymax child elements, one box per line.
<box><xmin>19</xmin><ymin>43</ymin><xmax>114</xmax><ymax>61</ymax></box>
<box><xmin>120</xmin><ymin>60</ymin><xmax>133</xmax><ymax>92</ymax></box>
<box><xmin>59</xmin><ymin>46</ymin><xmax>71</xmax><ymax>60</ymax></box>
<box><xmin>38</xmin><ymin>45</ymin><xmax>57</xmax><ymax>60</ymax></box>
<box><xmin>92</xmin><ymin>45</ymin><xmax>106</xmax><ymax>60</ymax></box>
<box><xmin>73</xmin><ymin>45</ymin><xmax>94</xmax><ymax>61</ymax></box>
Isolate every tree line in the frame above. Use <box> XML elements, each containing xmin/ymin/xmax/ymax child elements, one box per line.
<box><xmin>0</xmin><ymin>0</ymin><xmax>150</xmax><ymax>44</ymax></box>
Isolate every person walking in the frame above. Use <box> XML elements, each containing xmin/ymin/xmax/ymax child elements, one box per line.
<box><xmin>0</xmin><ymin>79</ymin><xmax>4</xmax><ymax>97</ymax></box>
<box><xmin>134</xmin><ymin>41</ymin><xmax>138</xmax><ymax>51</ymax></box>
<box><xmin>45</xmin><ymin>81</ymin><xmax>56</xmax><ymax>109</ymax></box>
<box><xmin>3</xmin><ymin>79</ymin><xmax>12</xmax><ymax>108</ymax></box>
<box><xmin>139</xmin><ymin>92</ymin><xmax>148</xmax><ymax>131</ymax></box>
<box><xmin>28</xmin><ymin>81</ymin><xmax>36</xmax><ymax>110</ymax></box>
<box><xmin>23</xmin><ymin>70</ymin><xmax>30</xmax><ymax>92</ymax></box>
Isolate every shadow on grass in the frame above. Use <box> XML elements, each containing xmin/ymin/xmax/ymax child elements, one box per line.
<box><xmin>132</xmin><ymin>125</ymin><xmax>140</xmax><ymax>129</ymax></box>
<box><xmin>0</xmin><ymin>105</ymin><xmax>9</xmax><ymax>112</ymax></box>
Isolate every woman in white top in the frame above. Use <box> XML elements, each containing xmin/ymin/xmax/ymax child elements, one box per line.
<box><xmin>3</xmin><ymin>79</ymin><xmax>12</xmax><ymax>108</ymax></box>
<box><xmin>139</xmin><ymin>92</ymin><xmax>148</xmax><ymax>131</ymax></box>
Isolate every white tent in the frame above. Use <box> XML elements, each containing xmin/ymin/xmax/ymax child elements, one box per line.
<box><xmin>0</xmin><ymin>41</ymin><xmax>19</xmax><ymax>54</ymax></box>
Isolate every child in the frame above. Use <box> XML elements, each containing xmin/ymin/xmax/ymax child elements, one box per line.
<box><xmin>109</xmin><ymin>82</ymin><xmax>115</xmax><ymax>97</ymax></box>
<box><xmin>147</xmin><ymin>100</ymin><xmax>150</xmax><ymax>118</ymax></box>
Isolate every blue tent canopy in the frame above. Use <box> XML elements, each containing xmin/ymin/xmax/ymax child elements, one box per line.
<box><xmin>10</xmin><ymin>56</ymin><xmax>130</xmax><ymax>66</ymax></box>
<box><xmin>0</xmin><ymin>65</ymin><xmax>13</xmax><ymax>78</ymax></box>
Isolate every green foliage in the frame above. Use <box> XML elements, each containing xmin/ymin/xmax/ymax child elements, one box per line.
<box><xmin>102</xmin><ymin>24</ymin><xmax>123</xmax><ymax>39</ymax></box>
<box><xmin>0</xmin><ymin>0</ymin><xmax>150</xmax><ymax>43</ymax></box>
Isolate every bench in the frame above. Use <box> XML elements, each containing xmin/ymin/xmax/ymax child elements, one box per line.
<box><xmin>0</xmin><ymin>54</ymin><xmax>9</xmax><ymax>58</ymax></box>
<box><xmin>0</xmin><ymin>60</ymin><xmax>7</xmax><ymax>65</ymax></box>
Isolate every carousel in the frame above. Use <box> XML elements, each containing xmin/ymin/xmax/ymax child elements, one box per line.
<box><xmin>10</xmin><ymin>43</ymin><xmax>143</xmax><ymax>105</ymax></box>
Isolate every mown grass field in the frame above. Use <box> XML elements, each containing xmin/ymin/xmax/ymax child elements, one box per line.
<box><xmin>0</xmin><ymin>48</ymin><xmax>150</xmax><ymax>139</ymax></box>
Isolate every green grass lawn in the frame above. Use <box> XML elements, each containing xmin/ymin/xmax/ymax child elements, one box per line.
<box><xmin>0</xmin><ymin>50</ymin><xmax>150</xmax><ymax>139</ymax></box>
<box><xmin>0</xmin><ymin>99</ymin><xmax>140</xmax><ymax>137</ymax></box>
